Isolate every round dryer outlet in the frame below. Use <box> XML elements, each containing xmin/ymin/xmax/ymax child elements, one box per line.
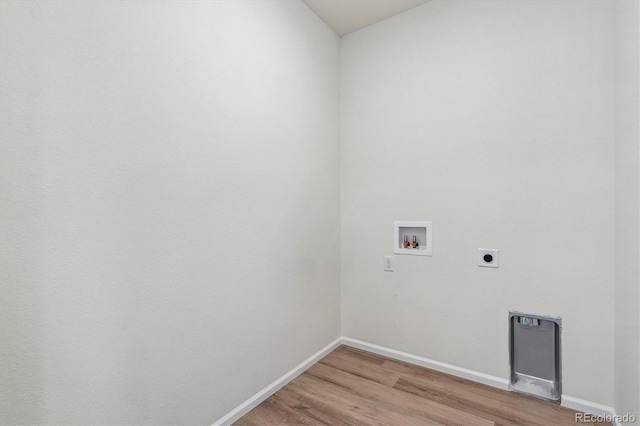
<box><xmin>478</xmin><ymin>248</ymin><xmax>499</xmax><ymax>268</ymax></box>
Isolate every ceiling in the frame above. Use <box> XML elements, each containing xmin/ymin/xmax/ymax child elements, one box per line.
<box><xmin>302</xmin><ymin>0</ymin><xmax>431</xmax><ymax>37</ymax></box>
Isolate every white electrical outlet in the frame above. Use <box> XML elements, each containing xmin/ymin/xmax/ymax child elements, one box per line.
<box><xmin>478</xmin><ymin>248</ymin><xmax>499</xmax><ymax>268</ymax></box>
<box><xmin>384</xmin><ymin>256</ymin><xmax>394</xmax><ymax>272</ymax></box>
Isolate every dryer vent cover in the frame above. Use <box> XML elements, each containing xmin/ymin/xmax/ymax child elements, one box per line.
<box><xmin>509</xmin><ymin>311</ymin><xmax>561</xmax><ymax>403</ymax></box>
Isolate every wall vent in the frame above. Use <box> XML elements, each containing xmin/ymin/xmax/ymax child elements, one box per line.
<box><xmin>509</xmin><ymin>311</ymin><xmax>561</xmax><ymax>403</ymax></box>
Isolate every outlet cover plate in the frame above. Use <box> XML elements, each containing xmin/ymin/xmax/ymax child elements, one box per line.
<box><xmin>384</xmin><ymin>256</ymin><xmax>394</xmax><ymax>271</ymax></box>
<box><xmin>478</xmin><ymin>248</ymin><xmax>499</xmax><ymax>268</ymax></box>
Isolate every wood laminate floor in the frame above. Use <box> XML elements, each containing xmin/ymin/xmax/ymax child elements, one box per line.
<box><xmin>235</xmin><ymin>345</ymin><xmax>610</xmax><ymax>425</ymax></box>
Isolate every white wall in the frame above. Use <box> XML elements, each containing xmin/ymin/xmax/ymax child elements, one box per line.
<box><xmin>613</xmin><ymin>0</ymin><xmax>640</xmax><ymax>420</ymax></box>
<box><xmin>0</xmin><ymin>1</ymin><xmax>340</xmax><ymax>424</ymax></box>
<box><xmin>2</xmin><ymin>0</ymin><xmax>636</xmax><ymax>422</ymax></box>
<box><xmin>340</xmin><ymin>0</ymin><xmax>615</xmax><ymax>405</ymax></box>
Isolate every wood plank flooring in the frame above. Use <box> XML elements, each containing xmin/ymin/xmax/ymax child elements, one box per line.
<box><xmin>235</xmin><ymin>345</ymin><xmax>610</xmax><ymax>426</ymax></box>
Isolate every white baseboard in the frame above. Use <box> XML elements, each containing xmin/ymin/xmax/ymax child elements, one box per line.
<box><xmin>561</xmin><ymin>396</ymin><xmax>618</xmax><ymax>422</ymax></box>
<box><xmin>340</xmin><ymin>337</ymin><xmax>510</xmax><ymax>391</ymax></box>
<box><xmin>213</xmin><ymin>336</ymin><xmax>616</xmax><ymax>425</ymax></box>
<box><xmin>212</xmin><ymin>337</ymin><xmax>342</xmax><ymax>426</ymax></box>
<box><xmin>342</xmin><ymin>337</ymin><xmax>617</xmax><ymax>421</ymax></box>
